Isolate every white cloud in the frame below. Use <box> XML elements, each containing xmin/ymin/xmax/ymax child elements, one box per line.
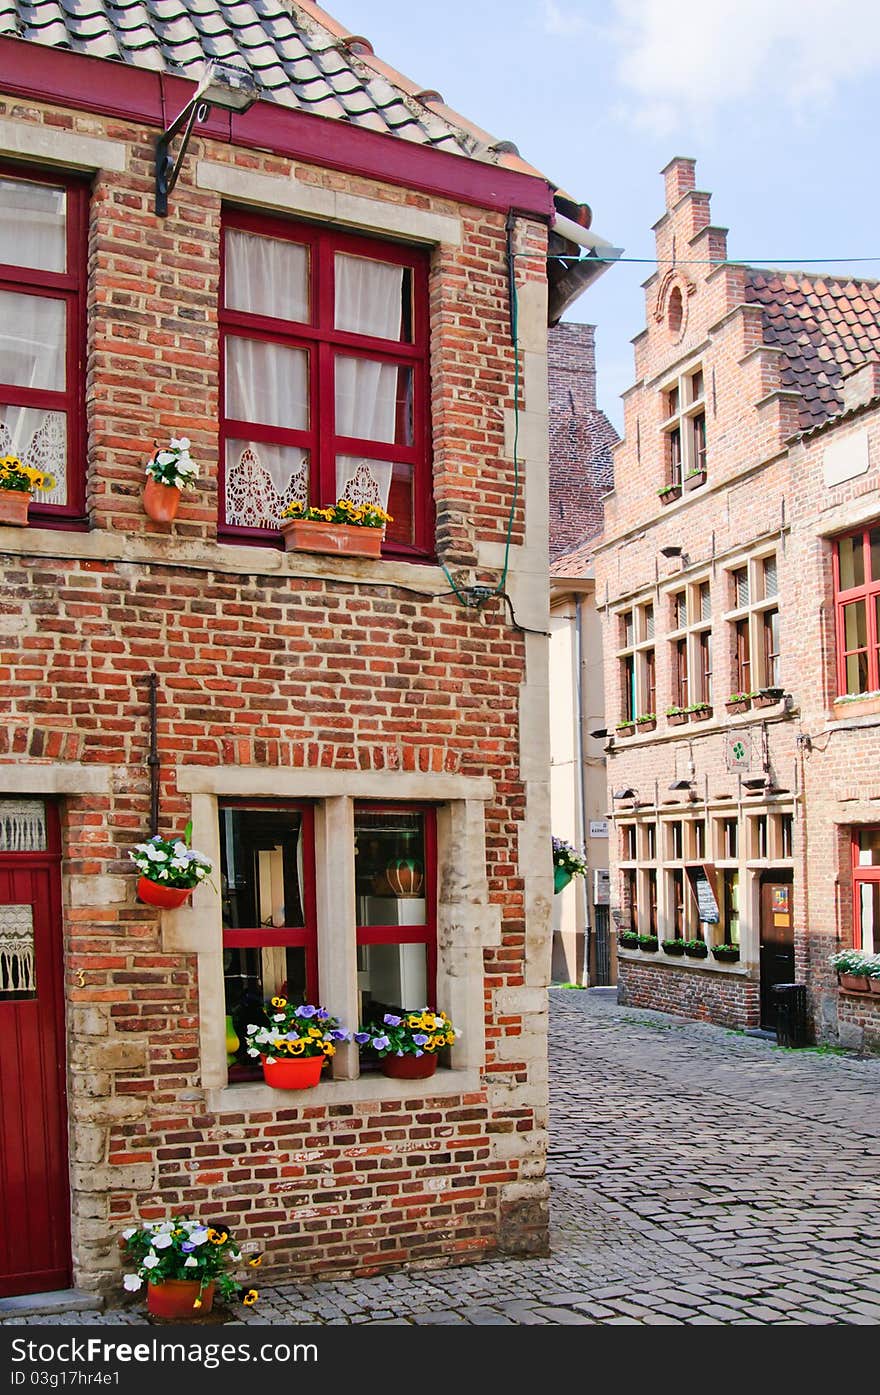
<box><xmin>611</xmin><ymin>0</ymin><xmax>880</xmax><ymax>134</ymax></box>
<box><xmin>542</xmin><ymin>0</ymin><xmax>588</xmax><ymax>36</ymax></box>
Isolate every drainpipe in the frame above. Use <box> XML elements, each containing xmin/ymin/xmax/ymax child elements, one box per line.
<box><xmin>574</xmin><ymin>594</ymin><xmax>591</xmax><ymax>985</ymax></box>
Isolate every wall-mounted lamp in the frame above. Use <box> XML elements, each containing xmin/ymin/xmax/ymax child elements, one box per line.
<box><xmin>156</xmin><ymin>61</ymin><xmax>259</xmax><ymax>216</ymax></box>
<box><xmin>741</xmin><ymin>774</ymin><xmax>770</xmax><ymax>792</ymax></box>
<box><xmin>590</xmin><ymin>728</ymin><xmax>609</xmax><ymax>739</ymax></box>
<box><xmin>612</xmin><ymin>787</ymin><xmax>637</xmax><ymax>801</ymax></box>
<box><xmin>659</xmin><ymin>544</ymin><xmax>690</xmax><ymax>565</ymax></box>
<box><xmin>668</xmin><ymin>778</ymin><xmax>694</xmax><ymax>791</ymax></box>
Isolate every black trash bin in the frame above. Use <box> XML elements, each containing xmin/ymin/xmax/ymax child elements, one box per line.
<box><xmin>773</xmin><ymin>982</ymin><xmax>808</xmax><ymax>1047</ymax></box>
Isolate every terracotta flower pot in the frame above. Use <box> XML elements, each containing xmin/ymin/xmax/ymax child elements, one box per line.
<box><xmin>0</xmin><ymin>488</ymin><xmax>30</xmax><ymax>526</ymax></box>
<box><xmin>838</xmin><ymin>972</ymin><xmax>870</xmax><ymax>993</ymax></box>
<box><xmin>380</xmin><ymin>1051</ymin><xmax>438</xmax><ymax>1080</ymax></box>
<box><xmin>261</xmin><ymin>1053</ymin><xmax>325</xmax><ymax>1089</ymax></box>
<box><xmin>870</xmin><ymin>978</ymin><xmax>880</xmax><ymax>995</ymax></box>
<box><xmin>136</xmin><ymin>876</ymin><xmax>192</xmax><ymax>909</ymax></box>
<box><xmin>279</xmin><ymin>518</ymin><xmax>384</xmax><ymax>558</ymax></box>
<box><xmin>667</xmin><ymin>712</ymin><xmax>688</xmax><ymax>726</ymax></box>
<box><xmin>143</xmin><ymin>476</ymin><xmax>181</xmax><ymax>523</ymax></box>
<box><xmin>146</xmin><ymin>1279</ymin><xmax>215</xmax><ymax>1319</ymax></box>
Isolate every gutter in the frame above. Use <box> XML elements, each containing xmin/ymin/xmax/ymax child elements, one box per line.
<box><xmin>547</xmin><ymin>202</ymin><xmax>624</xmax><ymax>321</ymax></box>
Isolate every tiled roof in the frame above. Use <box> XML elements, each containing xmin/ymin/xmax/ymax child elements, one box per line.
<box><xmin>746</xmin><ymin>268</ymin><xmax>880</xmax><ymax>431</ymax></box>
<box><xmin>550</xmin><ymin>535</ymin><xmax>597</xmax><ymax>580</ymax></box>
<box><xmin>0</xmin><ymin>0</ymin><xmax>537</xmax><ymax>168</ymax></box>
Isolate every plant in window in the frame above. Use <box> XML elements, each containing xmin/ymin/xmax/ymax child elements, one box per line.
<box><xmin>119</xmin><ymin>1217</ymin><xmax>259</xmax><ymax>1318</ymax></box>
<box><xmin>618</xmin><ymin>930</ymin><xmax>639</xmax><ymax>948</ymax></box>
<box><xmin>712</xmin><ymin>943</ymin><xmax>741</xmax><ymax>962</ymax></box>
<box><xmin>636</xmin><ymin>933</ymin><xmax>659</xmax><ymax>951</ymax></box>
<box><xmin>682</xmin><ymin>938</ymin><xmax>709</xmax><ymax>958</ymax></box>
<box><xmin>661</xmin><ymin>938</ymin><xmax>686</xmax><ymax>955</ymax></box>
<box><xmin>278</xmin><ymin>497</ymin><xmax>392</xmax><ymax>558</ymax></box>
<box><xmin>615</xmin><ymin>718</ymin><xmax>636</xmax><ymax>733</ymax></box>
<box><xmin>0</xmin><ymin>453</ymin><xmax>57</xmax><ymax>527</ymax></box>
<box><xmin>635</xmin><ymin>712</ymin><xmax>657</xmax><ymax>726</ymax></box>
<box><xmin>829</xmin><ymin>948</ymin><xmax>879</xmax><ymax>993</ymax></box>
<box><xmin>355</xmin><ymin>1008</ymin><xmax>457</xmax><ymax>1081</ymax></box>
<box><xmin>244</xmin><ymin>996</ymin><xmax>352</xmax><ymax>1089</ymax></box>
<box><xmin>129</xmin><ymin>821</ymin><xmax>213</xmax><ymax>910</ymax></box>
<box><xmin>143</xmin><ymin>436</ymin><xmax>199</xmax><ymax>522</ymax></box>
<box><xmin>666</xmin><ymin>705</ymin><xmax>688</xmax><ymax>725</ymax></box>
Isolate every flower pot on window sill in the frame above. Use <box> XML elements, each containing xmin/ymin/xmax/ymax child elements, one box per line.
<box><xmin>615</xmin><ymin>723</ymin><xmax>635</xmax><ymax>738</ymax></box>
<box><xmin>689</xmin><ymin>707</ymin><xmax>713</xmax><ymax>722</ymax></box>
<box><xmin>261</xmin><ymin>1054</ymin><xmax>325</xmax><ymax>1089</ymax></box>
<box><xmin>684</xmin><ymin>941</ymin><xmax>709</xmax><ymax>959</ymax></box>
<box><xmin>658</xmin><ymin>487</ymin><xmax>682</xmax><ymax>506</ymax></box>
<box><xmin>280</xmin><ymin>518</ymin><xmax>384</xmax><ymax>558</ymax></box>
<box><xmin>684</xmin><ymin>470</ymin><xmax>706</xmax><ymax>488</ymax></box>
<box><xmin>143</xmin><ymin>477</ymin><xmax>181</xmax><ymax>523</ymax></box>
<box><xmin>380</xmin><ymin>1051</ymin><xmax>438</xmax><ymax>1080</ymax></box>
<box><xmin>136</xmin><ymin>876</ymin><xmax>193</xmax><ymax>909</ymax></box>
<box><xmin>0</xmin><ymin>489</ymin><xmax>30</xmax><ymax>527</ymax></box>
<box><xmin>635</xmin><ymin>719</ymin><xmax>657</xmax><ymax>734</ymax></box>
<box><xmin>636</xmin><ymin>936</ymin><xmax>659</xmax><ymax>953</ymax></box>
<box><xmin>667</xmin><ymin>711</ymin><xmax>688</xmax><ymax>727</ymax></box>
<box><xmin>618</xmin><ymin>934</ymin><xmax>639</xmax><ymax>950</ymax></box>
<box><xmin>869</xmin><ymin>977</ymin><xmax>880</xmax><ymax>995</ymax></box>
<box><xmin>662</xmin><ymin>940</ymin><xmax>686</xmax><ymax>956</ymax></box>
<box><xmin>838</xmin><ymin>972</ymin><xmax>870</xmax><ymax>994</ymax></box>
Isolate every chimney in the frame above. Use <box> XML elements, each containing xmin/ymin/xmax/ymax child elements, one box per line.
<box><xmin>842</xmin><ymin>360</ymin><xmax>880</xmax><ymax>413</ymax></box>
<box><xmin>662</xmin><ymin>157</ymin><xmax>696</xmax><ymax>212</ymax></box>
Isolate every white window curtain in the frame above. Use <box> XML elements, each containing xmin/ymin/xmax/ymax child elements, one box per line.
<box><xmin>224</xmin><ymin>336</ymin><xmax>310</xmax><ymax>529</ymax></box>
<box><xmin>0</xmin><ymin>179</ymin><xmax>65</xmax><ymax>273</ymax></box>
<box><xmin>225</xmin><ymin>440</ymin><xmax>308</xmax><ymax>530</ymax></box>
<box><xmin>0</xmin><ymin>290</ymin><xmax>65</xmax><ymax>391</ymax></box>
<box><xmin>334</xmin><ymin>255</ymin><xmax>404</xmax><ymax>512</ymax></box>
<box><xmin>225</xmin><ymin>230</ymin><xmax>308</xmax><ymax>323</ymax></box>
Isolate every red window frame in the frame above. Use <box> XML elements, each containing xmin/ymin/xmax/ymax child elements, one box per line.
<box><xmin>220</xmin><ymin>799</ymin><xmax>319</xmax><ymax>1019</ymax></box>
<box><xmin>219</xmin><ymin>210</ymin><xmax>433</xmax><ymax>559</ymax></box>
<box><xmin>0</xmin><ymin>162</ymin><xmax>88</xmax><ymax>526</ymax></box>
<box><xmin>833</xmin><ymin>526</ymin><xmax>880</xmax><ymax>696</ymax></box>
<box><xmin>354</xmin><ymin>802</ymin><xmax>438</xmax><ymax>1008</ymax></box>
<box><xmin>851</xmin><ymin>829</ymin><xmax>880</xmax><ymax>953</ymax></box>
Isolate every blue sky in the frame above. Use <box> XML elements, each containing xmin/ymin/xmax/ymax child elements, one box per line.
<box><xmin>332</xmin><ymin>0</ymin><xmax>880</xmax><ymax>432</ymax></box>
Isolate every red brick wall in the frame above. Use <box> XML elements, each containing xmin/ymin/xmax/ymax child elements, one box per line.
<box><xmin>0</xmin><ymin>93</ymin><xmax>551</xmax><ymax>1288</ymax></box>
<box><xmin>617</xmin><ymin>957</ymin><xmax>760</xmax><ymax>1030</ymax></box>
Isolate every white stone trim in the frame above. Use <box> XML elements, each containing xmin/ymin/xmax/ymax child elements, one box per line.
<box><xmin>162</xmin><ymin>778</ymin><xmax>497</xmax><ymax>1103</ymax></box>
<box><xmin>196</xmin><ymin>161</ymin><xmax>462</xmax><ymax>246</ymax></box>
<box><xmin>0</xmin><ymin>120</ymin><xmax>126</xmax><ymax>172</ymax></box>
<box><xmin>0</xmin><ymin>763</ymin><xmax>113</xmax><ymax>795</ymax></box>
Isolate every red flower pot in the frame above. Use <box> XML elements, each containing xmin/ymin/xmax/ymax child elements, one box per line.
<box><xmin>261</xmin><ymin>1053</ymin><xmax>325</xmax><ymax>1089</ymax></box>
<box><xmin>136</xmin><ymin>876</ymin><xmax>192</xmax><ymax>909</ymax></box>
<box><xmin>146</xmin><ymin>1279</ymin><xmax>214</xmax><ymax>1319</ymax></box>
<box><xmin>380</xmin><ymin>1052</ymin><xmax>438</xmax><ymax>1080</ymax></box>
<box><xmin>870</xmin><ymin>978</ymin><xmax>880</xmax><ymax>995</ymax></box>
<box><xmin>143</xmin><ymin>476</ymin><xmax>181</xmax><ymax>523</ymax></box>
<box><xmin>0</xmin><ymin>488</ymin><xmax>30</xmax><ymax>526</ymax></box>
<box><xmin>838</xmin><ymin>972</ymin><xmax>870</xmax><ymax>993</ymax></box>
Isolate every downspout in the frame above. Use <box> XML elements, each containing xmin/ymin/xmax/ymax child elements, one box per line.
<box><xmin>574</xmin><ymin>594</ymin><xmax>591</xmax><ymax>985</ymax></box>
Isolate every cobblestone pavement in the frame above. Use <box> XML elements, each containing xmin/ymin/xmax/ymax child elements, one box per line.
<box><xmin>5</xmin><ymin>988</ymin><xmax>880</xmax><ymax>1326</ymax></box>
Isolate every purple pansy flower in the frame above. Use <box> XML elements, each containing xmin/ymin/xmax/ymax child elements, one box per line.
<box><xmin>383</xmin><ymin>1013</ymin><xmax>403</xmax><ymax>1026</ymax></box>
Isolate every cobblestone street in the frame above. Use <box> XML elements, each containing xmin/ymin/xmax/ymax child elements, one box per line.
<box><xmin>5</xmin><ymin>987</ymin><xmax>880</xmax><ymax>1327</ymax></box>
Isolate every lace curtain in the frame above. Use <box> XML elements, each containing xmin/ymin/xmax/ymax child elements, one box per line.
<box><xmin>0</xmin><ymin>407</ymin><xmax>67</xmax><ymax>504</ymax></box>
<box><xmin>0</xmin><ymin>905</ymin><xmax>35</xmax><ymax>996</ymax></box>
<box><xmin>0</xmin><ymin>799</ymin><xmax>47</xmax><ymax>852</ymax></box>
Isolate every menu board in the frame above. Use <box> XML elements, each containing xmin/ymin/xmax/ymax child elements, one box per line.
<box><xmin>686</xmin><ymin>863</ymin><xmax>720</xmax><ymax>923</ymax></box>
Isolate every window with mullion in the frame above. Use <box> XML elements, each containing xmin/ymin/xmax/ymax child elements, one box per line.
<box><xmin>834</xmin><ymin>527</ymin><xmax>880</xmax><ymax>695</ymax></box>
<box><xmin>219</xmin><ymin>802</ymin><xmax>318</xmax><ymax>1081</ymax></box>
<box><xmin>0</xmin><ymin>165</ymin><xmax>87</xmax><ymax>522</ymax></box>
<box><xmin>219</xmin><ymin>211</ymin><xmax>431</xmax><ymax>556</ymax></box>
<box><xmin>354</xmin><ymin>805</ymin><xmax>437</xmax><ymax>1056</ymax></box>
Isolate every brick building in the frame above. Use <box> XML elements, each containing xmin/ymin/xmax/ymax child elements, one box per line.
<box><xmin>0</xmin><ymin>0</ymin><xmax>616</xmax><ymax>1300</ymax></box>
<box><xmin>593</xmin><ymin>156</ymin><xmax>880</xmax><ymax>1049</ymax></box>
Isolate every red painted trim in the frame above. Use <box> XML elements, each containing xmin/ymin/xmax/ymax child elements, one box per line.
<box><xmin>354</xmin><ymin>803</ymin><xmax>438</xmax><ymax>1008</ymax></box>
<box><xmin>0</xmin><ymin>38</ymin><xmax>555</xmax><ymax>218</ymax></box>
<box><xmin>219</xmin><ymin>210</ymin><xmax>433</xmax><ymax>556</ymax></box>
<box><xmin>833</xmin><ymin>527</ymin><xmax>880</xmax><ymax>696</ymax></box>
<box><xmin>0</xmin><ymin>162</ymin><xmax>88</xmax><ymax>523</ymax></box>
<box><xmin>851</xmin><ymin>828</ymin><xmax>880</xmax><ymax>952</ymax></box>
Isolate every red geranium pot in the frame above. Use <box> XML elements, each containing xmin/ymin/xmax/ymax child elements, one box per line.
<box><xmin>147</xmin><ymin>1279</ymin><xmax>215</xmax><ymax>1319</ymax></box>
<box><xmin>261</xmin><ymin>1053</ymin><xmax>325</xmax><ymax>1089</ymax></box>
<box><xmin>380</xmin><ymin>1052</ymin><xmax>438</xmax><ymax>1080</ymax></box>
<box><xmin>136</xmin><ymin>876</ymin><xmax>192</xmax><ymax>909</ymax></box>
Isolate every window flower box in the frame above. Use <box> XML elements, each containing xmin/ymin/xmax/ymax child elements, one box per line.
<box><xmin>712</xmin><ymin>944</ymin><xmax>741</xmax><ymax>964</ymax></box>
<box><xmin>725</xmin><ymin>693</ymin><xmax>755</xmax><ymax>716</ymax></box>
<box><xmin>666</xmin><ymin>707</ymin><xmax>688</xmax><ymax>726</ymax></box>
<box><xmin>662</xmin><ymin>939</ymin><xmax>686</xmax><ymax>956</ymax></box>
<box><xmin>615</xmin><ymin>721</ymin><xmax>636</xmax><ymax>738</ymax></box>
<box><xmin>636</xmin><ymin>934</ymin><xmax>659</xmax><ymax>952</ymax></box>
<box><xmin>279</xmin><ymin>500</ymin><xmax>390</xmax><ymax>559</ymax></box>
<box><xmin>683</xmin><ymin>939</ymin><xmax>709</xmax><ymax>959</ymax></box>
<box><xmin>829</xmin><ymin>948</ymin><xmax>879</xmax><ymax>994</ymax></box>
<box><xmin>687</xmin><ymin>704</ymin><xmax>713</xmax><ymax>722</ymax></box>
<box><xmin>635</xmin><ymin>713</ymin><xmax>657</xmax><ymax>733</ymax></box>
<box><xmin>658</xmin><ymin>485</ymin><xmax>682</xmax><ymax>506</ymax></box>
<box><xmin>619</xmin><ymin>932</ymin><xmax>639</xmax><ymax>950</ymax></box>
<box><xmin>838</xmin><ymin>972</ymin><xmax>870</xmax><ymax>993</ymax></box>
<box><xmin>684</xmin><ymin>469</ymin><xmax>706</xmax><ymax>488</ymax></box>
<box><xmin>753</xmin><ymin>688</ymin><xmax>784</xmax><ymax>709</ymax></box>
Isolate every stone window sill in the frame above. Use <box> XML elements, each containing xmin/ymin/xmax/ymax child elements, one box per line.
<box><xmin>617</xmin><ymin>948</ymin><xmax>750</xmax><ymax>974</ymax></box>
<box><xmin>206</xmin><ymin>1066</ymin><xmax>482</xmax><ymax>1113</ymax></box>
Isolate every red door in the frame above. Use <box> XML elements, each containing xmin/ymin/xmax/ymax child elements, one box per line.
<box><xmin>0</xmin><ymin>802</ymin><xmax>70</xmax><ymax>1296</ymax></box>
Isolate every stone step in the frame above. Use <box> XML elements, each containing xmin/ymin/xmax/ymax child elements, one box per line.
<box><xmin>0</xmin><ymin>1289</ymin><xmax>104</xmax><ymax>1318</ymax></box>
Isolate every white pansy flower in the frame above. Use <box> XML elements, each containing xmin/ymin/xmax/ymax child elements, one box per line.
<box><xmin>152</xmin><ymin>1233</ymin><xmax>173</xmax><ymax>1249</ymax></box>
<box><xmin>142</xmin><ymin>1253</ymin><xmax>160</xmax><ymax>1269</ymax></box>
<box><xmin>184</xmin><ymin>1256</ymin><xmax>198</xmax><ymax>1268</ymax></box>
<box><xmin>123</xmin><ymin>1274</ymin><xmax>143</xmax><ymax>1291</ymax></box>
<box><xmin>189</xmin><ymin>1228</ymin><xmax>210</xmax><ymax>1247</ymax></box>
<box><xmin>121</xmin><ymin>1226</ymin><xmax>137</xmax><ymax>1240</ymax></box>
